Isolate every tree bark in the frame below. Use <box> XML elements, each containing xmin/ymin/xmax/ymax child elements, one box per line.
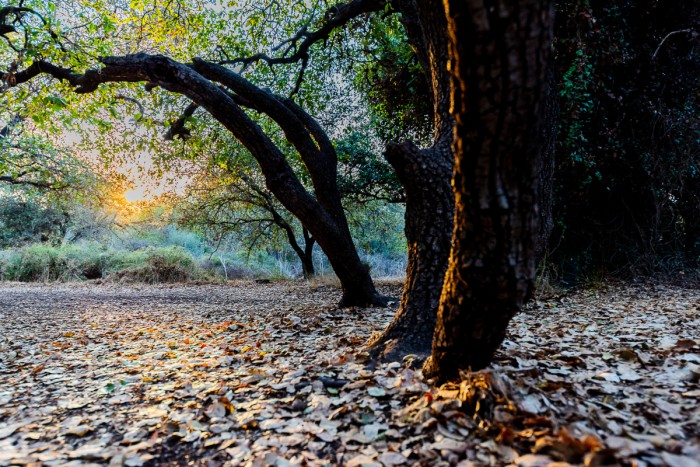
<box><xmin>366</xmin><ymin>139</ymin><xmax>453</xmax><ymax>360</ymax></box>
<box><xmin>300</xmin><ymin>228</ymin><xmax>316</xmax><ymax>279</ymax></box>
<box><xmin>366</xmin><ymin>0</ymin><xmax>454</xmax><ymax>359</ymax></box>
<box><xmin>536</xmin><ymin>67</ymin><xmax>558</xmax><ymax>262</ymax></box>
<box><xmin>423</xmin><ymin>0</ymin><xmax>556</xmax><ymax>382</ymax></box>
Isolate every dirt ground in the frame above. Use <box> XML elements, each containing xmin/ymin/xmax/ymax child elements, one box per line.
<box><xmin>0</xmin><ymin>280</ymin><xmax>698</xmax><ymax>466</ymax></box>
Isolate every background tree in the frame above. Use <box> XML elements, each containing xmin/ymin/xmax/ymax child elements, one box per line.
<box><xmin>178</xmin><ymin>152</ymin><xmax>318</xmax><ymax>279</ymax></box>
<box><xmin>0</xmin><ymin>196</ymin><xmax>69</xmax><ymax>246</ymax></box>
<box><xmin>0</xmin><ymin>0</ymin><xmax>396</xmax><ymax>306</ymax></box>
<box><xmin>0</xmin><ymin>117</ymin><xmax>91</xmax><ymax>190</ymax></box>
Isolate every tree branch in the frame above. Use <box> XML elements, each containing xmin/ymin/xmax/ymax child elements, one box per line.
<box><xmin>219</xmin><ymin>0</ymin><xmax>387</xmax><ymax>71</ymax></box>
<box><xmin>0</xmin><ymin>173</ymin><xmax>63</xmax><ymax>189</ymax></box>
<box><xmin>652</xmin><ymin>28</ymin><xmax>698</xmax><ymax>59</ymax></box>
<box><xmin>165</xmin><ymin>103</ymin><xmax>198</xmax><ymax>140</ymax></box>
<box><xmin>115</xmin><ymin>93</ymin><xmax>145</xmax><ymax>121</ymax></box>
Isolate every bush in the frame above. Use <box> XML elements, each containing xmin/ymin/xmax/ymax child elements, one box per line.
<box><xmin>0</xmin><ymin>244</ymin><xmax>204</xmax><ymax>283</ymax></box>
<box><xmin>103</xmin><ymin>247</ymin><xmax>200</xmax><ymax>283</ymax></box>
<box><xmin>0</xmin><ymin>244</ymin><xmax>67</xmax><ymax>281</ymax></box>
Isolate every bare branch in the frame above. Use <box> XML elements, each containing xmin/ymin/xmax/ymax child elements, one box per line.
<box><xmin>222</xmin><ymin>0</ymin><xmax>386</xmax><ymax>69</ymax></box>
<box><xmin>652</xmin><ymin>28</ymin><xmax>698</xmax><ymax>60</ymax></box>
<box><xmin>115</xmin><ymin>93</ymin><xmax>145</xmax><ymax>121</ymax></box>
<box><xmin>0</xmin><ymin>173</ymin><xmax>65</xmax><ymax>190</ymax></box>
<box><xmin>219</xmin><ymin>0</ymin><xmax>387</xmax><ymax>94</ymax></box>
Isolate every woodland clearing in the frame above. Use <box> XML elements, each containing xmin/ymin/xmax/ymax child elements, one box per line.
<box><xmin>0</xmin><ymin>280</ymin><xmax>698</xmax><ymax>466</ymax></box>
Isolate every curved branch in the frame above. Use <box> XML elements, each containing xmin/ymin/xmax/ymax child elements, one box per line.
<box><xmin>115</xmin><ymin>93</ymin><xmax>144</xmax><ymax>121</ymax></box>
<box><xmin>0</xmin><ymin>6</ymin><xmax>63</xmax><ymax>48</ymax></box>
<box><xmin>191</xmin><ymin>58</ymin><xmax>323</xmax><ymax>163</ymax></box>
<box><xmin>190</xmin><ymin>58</ymin><xmax>344</xmax><ymax>218</ymax></box>
<box><xmin>220</xmin><ymin>0</ymin><xmax>387</xmax><ymax>71</ymax></box>
<box><xmin>0</xmin><ymin>173</ymin><xmax>64</xmax><ymax>190</ymax></box>
<box><xmin>652</xmin><ymin>28</ymin><xmax>698</xmax><ymax>59</ymax></box>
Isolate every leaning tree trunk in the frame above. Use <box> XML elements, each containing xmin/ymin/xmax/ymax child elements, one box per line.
<box><xmin>366</xmin><ymin>0</ymin><xmax>455</xmax><ymax>360</ymax></box>
<box><xmin>10</xmin><ymin>51</ymin><xmax>387</xmax><ymax>308</ymax></box>
<box><xmin>423</xmin><ymin>0</ymin><xmax>556</xmax><ymax>382</ymax></box>
<box><xmin>366</xmin><ymin>139</ymin><xmax>453</xmax><ymax>360</ymax></box>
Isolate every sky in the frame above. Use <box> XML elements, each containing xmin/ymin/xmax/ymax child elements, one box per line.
<box><xmin>59</xmin><ymin>128</ymin><xmax>191</xmax><ymax>203</ymax></box>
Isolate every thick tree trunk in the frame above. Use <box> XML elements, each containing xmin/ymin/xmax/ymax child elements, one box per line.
<box><xmin>366</xmin><ymin>139</ymin><xmax>453</xmax><ymax>359</ymax></box>
<box><xmin>423</xmin><ymin>0</ymin><xmax>556</xmax><ymax>382</ymax></box>
<box><xmin>365</xmin><ymin>0</ymin><xmax>454</xmax><ymax>359</ymax></box>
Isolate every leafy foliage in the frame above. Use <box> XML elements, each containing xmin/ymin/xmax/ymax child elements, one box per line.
<box><xmin>0</xmin><ymin>197</ymin><xmax>68</xmax><ymax>247</ymax></box>
<box><xmin>350</xmin><ymin>13</ymin><xmax>433</xmax><ymax>145</ymax></box>
<box><xmin>0</xmin><ymin>118</ymin><xmax>93</xmax><ymax>190</ymax></box>
<box><xmin>551</xmin><ymin>0</ymin><xmax>700</xmax><ymax>280</ymax></box>
<box><xmin>336</xmin><ymin>132</ymin><xmax>404</xmax><ymax>203</ymax></box>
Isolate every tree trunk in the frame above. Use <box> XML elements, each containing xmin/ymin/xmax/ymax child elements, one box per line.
<box><xmin>536</xmin><ymin>67</ymin><xmax>558</xmax><ymax>262</ymax></box>
<box><xmin>679</xmin><ymin>177</ymin><xmax>700</xmax><ymax>267</ymax></box>
<box><xmin>366</xmin><ymin>139</ymin><xmax>453</xmax><ymax>360</ymax></box>
<box><xmin>366</xmin><ymin>0</ymin><xmax>454</xmax><ymax>359</ymax></box>
<box><xmin>423</xmin><ymin>0</ymin><xmax>556</xmax><ymax>382</ymax></box>
<box><xmin>300</xmin><ymin>228</ymin><xmax>316</xmax><ymax>279</ymax></box>
<box><xmin>300</xmin><ymin>255</ymin><xmax>315</xmax><ymax>279</ymax></box>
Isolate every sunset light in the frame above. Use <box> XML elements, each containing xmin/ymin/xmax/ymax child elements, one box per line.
<box><xmin>124</xmin><ymin>187</ymin><xmax>147</xmax><ymax>203</ymax></box>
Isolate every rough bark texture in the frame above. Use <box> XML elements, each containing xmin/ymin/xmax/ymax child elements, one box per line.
<box><xmin>366</xmin><ymin>0</ymin><xmax>455</xmax><ymax>360</ymax></box>
<box><xmin>366</xmin><ymin>139</ymin><xmax>453</xmax><ymax>360</ymax></box>
<box><xmin>423</xmin><ymin>0</ymin><xmax>556</xmax><ymax>382</ymax></box>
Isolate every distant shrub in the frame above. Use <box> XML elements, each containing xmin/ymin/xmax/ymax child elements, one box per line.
<box><xmin>105</xmin><ymin>247</ymin><xmax>199</xmax><ymax>284</ymax></box>
<box><xmin>0</xmin><ymin>200</ymin><xmax>69</xmax><ymax>248</ymax></box>
<box><xmin>0</xmin><ymin>244</ymin><xmax>206</xmax><ymax>283</ymax></box>
<box><xmin>0</xmin><ymin>244</ymin><xmax>66</xmax><ymax>281</ymax></box>
<box><xmin>0</xmin><ymin>243</ymin><xmax>111</xmax><ymax>281</ymax></box>
<box><xmin>0</xmin><ymin>238</ymin><xmax>409</xmax><ymax>284</ymax></box>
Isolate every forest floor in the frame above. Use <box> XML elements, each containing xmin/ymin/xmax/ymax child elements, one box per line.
<box><xmin>0</xmin><ymin>280</ymin><xmax>698</xmax><ymax>467</ymax></box>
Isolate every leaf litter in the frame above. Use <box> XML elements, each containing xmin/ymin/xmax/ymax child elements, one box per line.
<box><xmin>0</xmin><ymin>280</ymin><xmax>698</xmax><ymax>466</ymax></box>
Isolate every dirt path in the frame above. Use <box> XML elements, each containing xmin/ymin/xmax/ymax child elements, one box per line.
<box><xmin>0</xmin><ymin>281</ymin><xmax>698</xmax><ymax>466</ymax></box>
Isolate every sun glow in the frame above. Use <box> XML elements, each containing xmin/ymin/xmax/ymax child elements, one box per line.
<box><xmin>124</xmin><ymin>187</ymin><xmax>148</xmax><ymax>203</ymax></box>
